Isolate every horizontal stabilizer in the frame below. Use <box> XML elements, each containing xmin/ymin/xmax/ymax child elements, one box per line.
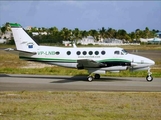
<box><xmin>4</xmin><ymin>48</ymin><xmax>36</xmax><ymax>55</ymax></box>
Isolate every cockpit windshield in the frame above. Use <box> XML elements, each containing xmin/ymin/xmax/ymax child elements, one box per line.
<box><xmin>121</xmin><ymin>49</ymin><xmax>128</xmax><ymax>55</ymax></box>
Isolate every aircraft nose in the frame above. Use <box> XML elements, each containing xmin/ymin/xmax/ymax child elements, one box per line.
<box><xmin>147</xmin><ymin>58</ymin><xmax>155</xmax><ymax>66</ymax></box>
<box><xmin>150</xmin><ymin>60</ymin><xmax>155</xmax><ymax>65</ymax></box>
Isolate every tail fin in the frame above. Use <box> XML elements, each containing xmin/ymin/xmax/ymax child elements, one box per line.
<box><xmin>9</xmin><ymin>23</ymin><xmax>38</xmax><ymax>51</ymax></box>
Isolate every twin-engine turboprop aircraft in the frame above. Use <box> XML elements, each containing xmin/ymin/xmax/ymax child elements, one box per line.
<box><xmin>5</xmin><ymin>23</ymin><xmax>155</xmax><ymax>82</ymax></box>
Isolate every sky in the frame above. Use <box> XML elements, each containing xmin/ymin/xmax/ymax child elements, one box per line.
<box><xmin>0</xmin><ymin>1</ymin><xmax>161</xmax><ymax>33</ymax></box>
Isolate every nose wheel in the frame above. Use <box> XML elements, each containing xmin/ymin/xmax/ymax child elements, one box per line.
<box><xmin>146</xmin><ymin>67</ymin><xmax>153</xmax><ymax>82</ymax></box>
<box><xmin>146</xmin><ymin>75</ymin><xmax>153</xmax><ymax>82</ymax></box>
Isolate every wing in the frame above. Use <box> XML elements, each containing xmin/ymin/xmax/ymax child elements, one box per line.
<box><xmin>77</xmin><ymin>59</ymin><xmax>105</xmax><ymax>69</ymax></box>
<box><xmin>4</xmin><ymin>48</ymin><xmax>36</xmax><ymax>55</ymax></box>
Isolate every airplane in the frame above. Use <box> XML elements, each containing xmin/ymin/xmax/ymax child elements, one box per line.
<box><xmin>140</xmin><ymin>37</ymin><xmax>161</xmax><ymax>44</ymax></box>
<box><xmin>5</xmin><ymin>23</ymin><xmax>155</xmax><ymax>82</ymax></box>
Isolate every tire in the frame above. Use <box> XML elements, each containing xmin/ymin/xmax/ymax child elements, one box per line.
<box><xmin>146</xmin><ymin>75</ymin><xmax>153</xmax><ymax>82</ymax></box>
<box><xmin>87</xmin><ymin>76</ymin><xmax>93</xmax><ymax>82</ymax></box>
<box><xmin>94</xmin><ymin>74</ymin><xmax>100</xmax><ymax>79</ymax></box>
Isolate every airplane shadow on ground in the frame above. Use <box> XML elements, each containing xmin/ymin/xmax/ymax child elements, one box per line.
<box><xmin>0</xmin><ymin>74</ymin><xmax>133</xmax><ymax>83</ymax></box>
<box><xmin>50</xmin><ymin>76</ymin><xmax>133</xmax><ymax>83</ymax></box>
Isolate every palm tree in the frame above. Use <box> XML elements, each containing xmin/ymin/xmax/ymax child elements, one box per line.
<box><xmin>31</xmin><ymin>27</ymin><xmax>38</xmax><ymax>32</ymax></box>
<box><xmin>1</xmin><ymin>22</ymin><xmax>10</xmax><ymax>35</ymax></box>
<box><xmin>60</xmin><ymin>27</ymin><xmax>72</xmax><ymax>40</ymax></box>
<box><xmin>129</xmin><ymin>32</ymin><xmax>135</xmax><ymax>42</ymax></box>
<box><xmin>99</xmin><ymin>27</ymin><xmax>106</xmax><ymax>40</ymax></box>
<box><xmin>135</xmin><ymin>29</ymin><xmax>141</xmax><ymax>41</ymax></box>
<box><xmin>41</xmin><ymin>27</ymin><xmax>46</xmax><ymax>32</ymax></box>
<box><xmin>88</xmin><ymin>29</ymin><xmax>99</xmax><ymax>41</ymax></box>
<box><xmin>81</xmin><ymin>30</ymin><xmax>88</xmax><ymax>38</ymax></box>
<box><xmin>72</xmin><ymin>28</ymin><xmax>81</xmax><ymax>41</ymax></box>
<box><xmin>116</xmin><ymin>29</ymin><xmax>127</xmax><ymax>40</ymax></box>
<box><xmin>106</xmin><ymin>28</ymin><xmax>117</xmax><ymax>38</ymax></box>
<box><xmin>144</xmin><ymin>27</ymin><xmax>150</xmax><ymax>38</ymax></box>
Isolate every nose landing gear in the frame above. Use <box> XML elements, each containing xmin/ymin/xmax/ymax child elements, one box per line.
<box><xmin>146</xmin><ymin>67</ymin><xmax>153</xmax><ymax>82</ymax></box>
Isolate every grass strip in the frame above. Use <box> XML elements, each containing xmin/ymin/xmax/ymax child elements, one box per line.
<box><xmin>0</xmin><ymin>67</ymin><xmax>161</xmax><ymax>77</ymax></box>
<box><xmin>0</xmin><ymin>91</ymin><xmax>161</xmax><ymax>120</ymax></box>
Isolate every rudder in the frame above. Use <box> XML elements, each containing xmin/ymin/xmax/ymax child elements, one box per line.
<box><xmin>10</xmin><ymin>23</ymin><xmax>38</xmax><ymax>51</ymax></box>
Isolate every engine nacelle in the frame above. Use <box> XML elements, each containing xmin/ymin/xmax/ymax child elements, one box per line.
<box><xmin>87</xmin><ymin>66</ymin><xmax>128</xmax><ymax>74</ymax></box>
<box><xmin>130</xmin><ymin>67</ymin><xmax>149</xmax><ymax>71</ymax></box>
<box><xmin>102</xmin><ymin>66</ymin><xmax>128</xmax><ymax>71</ymax></box>
<box><xmin>87</xmin><ymin>69</ymin><xmax>106</xmax><ymax>74</ymax></box>
<box><xmin>77</xmin><ymin>63</ymin><xmax>84</xmax><ymax>69</ymax></box>
<box><xmin>110</xmin><ymin>71</ymin><xmax>120</xmax><ymax>73</ymax></box>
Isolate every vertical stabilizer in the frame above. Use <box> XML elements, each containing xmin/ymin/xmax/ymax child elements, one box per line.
<box><xmin>10</xmin><ymin>23</ymin><xmax>38</xmax><ymax>51</ymax></box>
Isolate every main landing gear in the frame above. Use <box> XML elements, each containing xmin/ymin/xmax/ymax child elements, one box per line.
<box><xmin>146</xmin><ymin>67</ymin><xmax>153</xmax><ymax>82</ymax></box>
<box><xmin>87</xmin><ymin>74</ymin><xmax>100</xmax><ymax>82</ymax></box>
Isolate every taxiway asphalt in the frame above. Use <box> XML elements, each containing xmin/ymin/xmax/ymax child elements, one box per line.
<box><xmin>0</xmin><ymin>74</ymin><xmax>160</xmax><ymax>92</ymax></box>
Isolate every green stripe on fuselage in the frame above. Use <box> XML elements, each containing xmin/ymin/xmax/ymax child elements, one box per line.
<box><xmin>19</xmin><ymin>56</ymin><xmax>77</xmax><ymax>63</ymax></box>
<box><xmin>20</xmin><ymin>56</ymin><xmax>131</xmax><ymax>63</ymax></box>
<box><xmin>98</xmin><ymin>59</ymin><xmax>131</xmax><ymax>63</ymax></box>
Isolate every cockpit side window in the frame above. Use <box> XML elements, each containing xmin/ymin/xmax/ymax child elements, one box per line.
<box><xmin>121</xmin><ymin>49</ymin><xmax>128</xmax><ymax>55</ymax></box>
<box><xmin>114</xmin><ymin>51</ymin><xmax>120</xmax><ymax>55</ymax></box>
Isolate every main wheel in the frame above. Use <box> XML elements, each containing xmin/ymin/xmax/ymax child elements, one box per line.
<box><xmin>87</xmin><ymin>76</ymin><xmax>93</xmax><ymax>82</ymax></box>
<box><xmin>94</xmin><ymin>74</ymin><xmax>100</xmax><ymax>79</ymax></box>
<box><xmin>146</xmin><ymin>75</ymin><xmax>153</xmax><ymax>82</ymax></box>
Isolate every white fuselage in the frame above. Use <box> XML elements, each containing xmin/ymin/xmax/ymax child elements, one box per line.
<box><xmin>19</xmin><ymin>45</ymin><xmax>155</xmax><ymax>73</ymax></box>
<box><xmin>8</xmin><ymin>23</ymin><xmax>155</xmax><ymax>81</ymax></box>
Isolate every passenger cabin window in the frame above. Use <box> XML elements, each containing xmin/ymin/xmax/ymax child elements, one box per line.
<box><xmin>56</xmin><ymin>51</ymin><xmax>60</xmax><ymax>55</ymax></box>
<box><xmin>83</xmin><ymin>51</ymin><xmax>87</xmax><ymax>55</ymax></box>
<box><xmin>67</xmin><ymin>51</ymin><xmax>71</xmax><ymax>55</ymax></box>
<box><xmin>101</xmin><ymin>51</ymin><xmax>106</xmax><ymax>55</ymax></box>
<box><xmin>95</xmin><ymin>51</ymin><xmax>99</xmax><ymax>55</ymax></box>
<box><xmin>114</xmin><ymin>51</ymin><xmax>120</xmax><ymax>55</ymax></box>
<box><xmin>76</xmin><ymin>51</ymin><xmax>81</xmax><ymax>55</ymax></box>
<box><xmin>89</xmin><ymin>51</ymin><xmax>93</xmax><ymax>55</ymax></box>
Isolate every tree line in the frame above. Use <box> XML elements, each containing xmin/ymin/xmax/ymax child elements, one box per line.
<box><xmin>0</xmin><ymin>22</ymin><xmax>160</xmax><ymax>44</ymax></box>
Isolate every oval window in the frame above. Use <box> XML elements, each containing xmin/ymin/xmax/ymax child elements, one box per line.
<box><xmin>95</xmin><ymin>51</ymin><xmax>99</xmax><ymax>55</ymax></box>
<box><xmin>89</xmin><ymin>51</ymin><xmax>93</xmax><ymax>55</ymax></box>
<box><xmin>76</xmin><ymin>51</ymin><xmax>81</xmax><ymax>55</ymax></box>
<box><xmin>56</xmin><ymin>51</ymin><xmax>60</xmax><ymax>55</ymax></box>
<box><xmin>83</xmin><ymin>51</ymin><xmax>87</xmax><ymax>55</ymax></box>
<box><xmin>67</xmin><ymin>51</ymin><xmax>71</xmax><ymax>55</ymax></box>
<box><xmin>101</xmin><ymin>50</ymin><xmax>106</xmax><ymax>55</ymax></box>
